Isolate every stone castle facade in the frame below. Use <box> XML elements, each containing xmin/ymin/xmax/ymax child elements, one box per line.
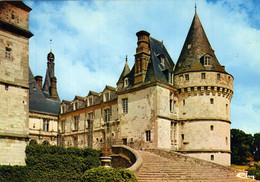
<box><xmin>0</xmin><ymin>2</ymin><xmax>233</xmax><ymax>166</ymax></box>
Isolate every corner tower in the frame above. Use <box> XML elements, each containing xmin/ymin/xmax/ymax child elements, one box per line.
<box><xmin>174</xmin><ymin>11</ymin><xmax>233</xmax><ymax>165</ymax></box>
<box><xmin>0</xmin><ymin>1</ymin><xmax>33</xmax><ymax>165</ymax></box>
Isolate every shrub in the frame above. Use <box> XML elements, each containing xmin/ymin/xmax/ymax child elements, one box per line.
<box><xmin>248</xmin><ymin>163</ymin><xmax>260</xmax><ymax>180</ymax></box>
<box><xmin>82</xmin><ymin>166</ymin><xmax>138</xmax><ymax>182</ymax></box>
<box><xmin>0</xmin><ymin>143</ymin><xmax>101</xmax><ymax>182</ymax></box>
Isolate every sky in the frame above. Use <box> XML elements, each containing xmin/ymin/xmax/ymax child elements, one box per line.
<box><xmin>24</xmin><ymin>0</ymin><xmax>260</xmax><ymax>135</ymax></box>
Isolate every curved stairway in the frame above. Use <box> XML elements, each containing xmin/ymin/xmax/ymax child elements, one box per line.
<box><xmin>134</xmin><ymin>150</ymin><xmax>256</xmax><ymax>182</ymax></box>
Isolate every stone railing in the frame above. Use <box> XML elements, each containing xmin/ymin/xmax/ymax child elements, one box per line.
<box><xmin>112</xmin><ymin>145</ymin><xmax>143</xmax><ymax>173</ymax></box>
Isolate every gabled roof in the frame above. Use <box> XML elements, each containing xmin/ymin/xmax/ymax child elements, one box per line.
<box><xmin>73</xmin><ymin>95</ymin><xmax>85</xmax><ymax>101</ymax></box>
<box><xmin>87</xmin><ymin>91</ymin><xmax>100</xmax><ymax>97</ymax></box>
<box><xmin>117</xmin><ymin>57</ymin><xmax>130</xmax><ymax>85</ymax></box>
<box><xmin>29</xmin><ymin>68</ymin><xmax>60</xmax><ymax>115</ymax></box>
<box><xmin>103</xmin><ymin>85</ymin><xmax>116</xmax><ymax>92</ymax></box>
<box><xmin>174</xmin><ymin>12</ymin><xmax>226</xmax><ymax>75</ymax></box>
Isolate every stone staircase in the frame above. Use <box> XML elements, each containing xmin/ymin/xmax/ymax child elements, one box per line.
<box><xmin>134</xmin><ymin>150</ymin><xmax>256</xmax><ymax>182</ymax></box>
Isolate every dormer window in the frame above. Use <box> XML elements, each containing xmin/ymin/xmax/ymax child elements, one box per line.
<box><xmin>124</xmin><ymin>78</ymin><xmax>129</xmax><ymax>87</ymax></box>
<box><xmin>104</xmin><ymin>92</ymin><xmax>110</xmax><ymax>102</ymax></box>
<box><xmin>5</xmin><ymin>47</ymin><xmax>11</xmax><ymax>59</ymax></box>
<box><xmin>74</xmin><ymin>102</ymin><xmax>78</xmax><ymax>110</ymax></box>
<box><xmin>204</xmin><ymin>56</ymin><xmax>211</xmax><ymax>66</ymax></box>
<box><xmin>88</xmin><ymin>97</ymin><xmax>93</xmax><ymax>106</ymax></box>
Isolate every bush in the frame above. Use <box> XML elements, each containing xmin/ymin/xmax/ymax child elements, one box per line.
<box><xmin>248</xmin><ymin>163</ymin><xmax>260</xmax><ymax>180</ymax></box>
<box><xmin>0</xmin><ymin>143</ymin><xmax>101</xmax><ymax>182</ymax></box>
<box><xmin>82</xmin><ymin>166</ymin><xmax>138</xmax><ymax>182</ymax></box>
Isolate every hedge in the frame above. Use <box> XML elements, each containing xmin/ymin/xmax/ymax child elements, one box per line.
<box><xmin>0</xmin><ymin>143</ymin><xmax>101</xmax><ymax>182</ymax></box>
<box><xmin>81</xmin><ymin>166</ymin><xmax>138</xmax><ymax>182</ymax></box>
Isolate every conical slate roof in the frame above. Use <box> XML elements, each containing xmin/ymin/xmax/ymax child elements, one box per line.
<box><xmin>174</xmin><ymin>12</ymin><xmax>225</xmax><ymax>75</ymax></box>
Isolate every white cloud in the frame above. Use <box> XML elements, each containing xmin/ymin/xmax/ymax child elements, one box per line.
<box><xmin>26</xmin><ymin>0</ymin><xmax>260</xmax><ymax>134</ymax></box>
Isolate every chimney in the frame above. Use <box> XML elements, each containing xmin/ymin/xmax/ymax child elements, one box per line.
<box><xmin>35</xmin><ymin>75</ymin><xmax>42</xmax><ymax>90</ymax></box>
<box><xmin>50</xmin><ymin>76</ymin><xmax>58</xmax><ymax>101</ymax></box>
<box><xmin>134</xmin><ymin>30</ymin><xmax>150</xmax><ymax>85</ymax></box>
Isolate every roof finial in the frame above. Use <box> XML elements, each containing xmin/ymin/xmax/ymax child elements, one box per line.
<box><xmin>50</xmin><ymin>39</ymin><xmax>52</xmax><ymax>52</ymax></box>
<box><xmin>125</xmin><ymin>55</ymin><xmax>128</xmax><ymax>62</ymax></box>
<box><xmin>195</xmin><ymin>0</ymin><xmax>197</xmax><ymax>13</ymax></box>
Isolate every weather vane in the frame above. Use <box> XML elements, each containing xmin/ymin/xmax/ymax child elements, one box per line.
<box><xmin>50</xmin><ymin>39</ymin><xmax>52</xmax><ymax>52</ymax></box>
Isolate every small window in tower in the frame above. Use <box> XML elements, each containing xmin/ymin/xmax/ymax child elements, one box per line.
<box><xmin>185</xmin><ymin>74</ymin><xmax>189</xmax><ymax>81</ymax></box>
<box><xmin>181</xmin><ymin>134</ymin><xmax>185</xmax><ymax>140</ymax></box>
<box><xmin>226</xmin><ymin>137</ymin><xmax>228</xmax><ymax>145</ymax></box>
<box><xmin>183</xmin><ymin>100</ymin><xmax>185</xmax><ymax>106</ymax></box>
<box><xmin>146</xmin><ymin>130</ymin><xmax>151</xmax><ymax>141</ymax></box>
<box><xmin>211</xmin><ymin>155</ymin><xmax>214</xmax><ymax>161</ymax></box>
<box><xmin>217</xmin><ymin>73</ymin><xmax>220</xmax><ymax>80</ymax></box>
<box><xmin>5</xmin><ymin>85</ymin><xmax>8</xmax><ymax>91</ymax></box>
<box><xmin>5</xmin><ymin>47</ymin><xmax>11</xmax><ymax>59</ymax></box>
<box><xmin>204</xmin><ymin>56</ymin><xmax>210</xmax><ymax>65</ymax></box>
<box><xmin>201</xmin><ymin>73</ymin><xmax>206</xmax><ymax>79</ymax></box>
<box><xmin>210</xmin><ymin>125</ymin><xmax>214</xmax><ymax>131</ymax></box>
<box><xmin>210</xmin><ymin>98</ymin><xmax>214</xmax><ymax>104</ymax></box>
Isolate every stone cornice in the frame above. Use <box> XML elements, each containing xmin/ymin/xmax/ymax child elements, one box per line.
<box><xmin>0</xmin><ymin>20</ymin><xmax>33</xmax><ymax>38</ymax></box>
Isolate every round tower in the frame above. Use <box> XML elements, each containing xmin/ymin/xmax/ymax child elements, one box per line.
<box><xmin>173</xmin><ymin>12</ymin><xmax>233</xmax><ymax>165</ymax></box>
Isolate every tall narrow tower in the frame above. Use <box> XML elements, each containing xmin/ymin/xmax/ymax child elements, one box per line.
<box><xmin>174</xmin><ymin>11</ymin><xmax>233</xmax><ymax>165</ymax></box>
<box><xmin>0</xmin><ymin>2</ymin><xmax>33</xmax><ymax>165</ymax></box>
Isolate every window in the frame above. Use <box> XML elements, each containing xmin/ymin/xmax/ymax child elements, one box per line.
<box><xmin>73</xmin><ymin>137</ymin><xmax>78</xmax><ymax>147</ymax></box>
<box><xmin>210</xmin><ymin>98</ymin><xmax>214</xmax><ymax>104</ymax></box>
<box><xmin>211</xmin><ymin>155</ymin><xmax>214</xmax><ymax>161</ymax></box>
<box><xmin>61</xmin><ymin>121</ymin><xmax>65</xmax><ymax>133</ymax></box>
<box><xmin>5</xmin><ymin>47</ymin><xmax>11</xmax><ymax>59</ymax></box>
<box><xmin>122</xmin><ymin>138</ymin><xmax>127</xmax><ymax>145</ymax></box>
<box><xmin>160</xmin><ymin>57</ymin><xmax>165</xmax><ymax>66</ymax></box>
<box><xmin>74</xmin><ymin>102</ymin><xmax>78</xmax><ymax>110</ymax></box>
<box><xmin>185</xmin><ymin>74</ymin><xmax>189</xmax><ymax>81</ymax></box>
<box><xmin>210</xmin><ymin>125</ymin><xmax>214</xmax><ymax>131</ymax></box>
<box><xmin>105</xmin><ymin>92</ymin><xmax>110</xmax><ymax>102</ymax></box>
<box><xmin>124</xmin><ymin>78</ymin><xmax>129</xmax><ymax>87</ymax></box>
<box><xmin>226</xmin><ymin>137</ymin><xmax>228</xmax><ymax>145</ymax></box>
<box><xmin>43</xmin><ymin>119</ymin><xmax>49</xmax><ymax>131</ymax></box>
<box><xmin>146</xmin><ymin>130</ymin><xmax>151</xmax><ymax>141</ymax></box>
<box><xmin>217</xmin><ymin>73</ymin><xmax>220</xmax><ymax>80</ymax></box>
<box><xmin>183</xmin><ymin>100</ymin><xmax>185</xmax><ymax>106</ymax></box>
<box><xmin>104</xmin><ymin>109</ymin><xmax>111</xmax><ymax>122</ymax></box>
<box><xmin>5</xmin><ymin>85</ymin><xmax>8</xmax><ymax>91</ymax></box>
<box><xmin>122</xmin><ymin>98</ymin><xmax>128</xmax><ymax>113</ymax></box>
<box><xmin>201</xmin><ymin>73</ymin><xmax>206</xmax><ymax>79</ymax></box>
<box><xmin>89</xmin><ymin>97</ymin><xmax>93</xmax><ymax>106</ymax></box>
<box><xmin>62</xmin><ymin>106</ymin><xmax>65</xmax><ymax>113</ymax></box>
<box><xmin>74</xmin><ymin>116</ymin><xmax>79</xmax><ymax>131</ymax></box>
<box><xmin>181</xmin><ymin>134</ymin><xmax>184</xmax><ymax>140</ymax></box>
<box><xmin>204</xmin><ymin>56</ymin><xmax>210</xmax><ymax>65</ymax></box>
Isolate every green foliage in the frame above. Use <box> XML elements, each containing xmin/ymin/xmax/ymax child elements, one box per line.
<box><xmin>231</xmin><ymin>129</ymin><xmax>253</xmax><ymax>165</ymax></box>
<box><xmin>248</xmin><ymin>163</ymin><xmax>260</xmax><ymax>180</ymax></box>
<box><xmin>0</xmin><ymin>143</ymin><xmax>100</xmax><ymax>182</ymax></box>
<box><xmin>81</xmin><ymin>167</ymin><xmax>138</xmax><ymax>182</ymax></box>
<box><xmin>253</xmin><ymin>133</ymin><xmax>260</xmax><ymax>162</ymax></box>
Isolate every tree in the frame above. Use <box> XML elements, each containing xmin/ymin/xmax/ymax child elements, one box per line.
<box><xmin>253</xmin><ymin>133</ymin><xmax>260</xmax><ymax>162</ymax></box>
<box><xmin>231</xmin><ymin>129</ymin><xmax>253</xmax><ymax>165</ymax></box>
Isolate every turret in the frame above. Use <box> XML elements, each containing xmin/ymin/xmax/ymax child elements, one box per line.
<box><xmin>43</xmin><ymin>50</ymin><xmax>60</xmax><ymax>101</ymax></box>
<box><xmin>173</xmin><ymin>11</ymin><xmax>233</xmax><ymax>166</ymax></box>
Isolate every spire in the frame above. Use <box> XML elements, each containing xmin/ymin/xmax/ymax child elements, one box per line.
<box><xmin>116</xmin><ymin>55</ymin><xmax>131</xmax><ymax>87</ymax></box>
<box><xmin>174</xmin><ymin>12</ymin><xmax>226</xmax><ymax>75</ymax></box>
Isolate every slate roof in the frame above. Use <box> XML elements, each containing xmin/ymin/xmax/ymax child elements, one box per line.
<box><xmin>119</xmin><ymin>36</ymin><xmax>175</xmax><ymax>92</ymax></box>
<box><xmin>117</xmin><ymin>57</ymin><xmax>130</xmax><ymax>85</ymax></box>
<box><xmin>29</xmin><ymin>68</ymin><xmax>60</xmax><ymax>115</ymax></box>
<box><xmin>174</xmin><ymin>12</ymin><xmax>226</xmax><ymax>75</ymax></box>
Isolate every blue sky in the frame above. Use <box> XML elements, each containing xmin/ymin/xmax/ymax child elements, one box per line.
<box><xmin>24</xmin><ymin>0</ymin><xmax>260</xmax><ymax>134</ymax></box>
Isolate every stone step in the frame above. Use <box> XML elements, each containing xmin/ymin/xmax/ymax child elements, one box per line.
<box><xmin>134</xmin><ymin>150</ymin><xmax>255</xmax><ymax>182</ymax></box>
